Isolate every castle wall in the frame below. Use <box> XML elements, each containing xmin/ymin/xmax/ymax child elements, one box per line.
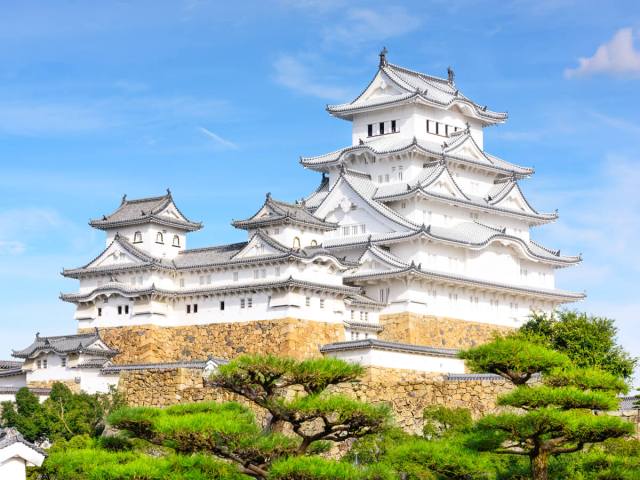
<box><xmin>116</xmin><ymin>366</ymin><xmax>514</xmax><ymax>435</ymax></box>
<box><xmin>378</xmin><ymin>313</ymin><xmax>514</xmax><ymax>349</ymax></box>
<box><xmin>86</xmin><ymin>318</ymin><xmax>345</xmax><ymax>364</ymax></box>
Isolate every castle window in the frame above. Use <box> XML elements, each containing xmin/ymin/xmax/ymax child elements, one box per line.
<box><xmin>233</xmin><ymin>272</ymin><xmax>238</xmax><ymax>282</ymax></box>
<box><xmin>261</xmin><ymin>269</ymin><xmax>266</xmax><ymax>278</ymax></box>
<box><xmin>310</xmin><ymin>240</ymin><xmax>317</xmax><ymax>247</ymax></box>
<box><xmin>193</xmin><ymin>304</ymin><xmax>198</xmax><ymax>313</ymax></box>
<box><xmin>293</xmin><ymin>237</ymin><xmax>301</xmax><ymax>249</ymax></box>
<box><xmin>342</xmin><ymin>226</ymin><xmax>349</xmax><ymax>236</ymax></box>
<box><xmin>180</xmin><ymin>278</ymin><xmax>185</xmax><ymax>288</ymax></box>
<box><xmin>61</xmin><ymin>357</ymin><xmax>67</xmax><ymax>367</ymax></box>
<box><xmin>398</xmin><ymin>165</ymin><xmax>403</xmax><ymax>181</ymax></box>
<box><xmin>124</xmin><ymin>305</ymin><xmax>129</xmax><ymax>314</ymax></box>
<box><xmin>118</xmin><ymin>306</ymin><xmax>123</xmax><ymax>315</ymax></box>
<box><xmin>305</xmin><ymin>296</ymin><xmax>310</xmax><ymax>307</ymax></box>
<box><xmin>350</xmin><ymin>310</ymin><xmax>354</xmax><ymax>320</ymax></box>
<box><xmin>384</xmin><ymin>174</ymin><xmax>389</xmax><ymax>182</ymax></box>
<box><xmin>172</xmin><ymin>235</ymin><xmax>180</xmax><ymax>247</ymax></box>
<box><xmin>42</xmin><ymin>359</ymin><xmax>47</xmax><ymax>369</ymax></box>
<box><xmin>36</xmin><ymin>360</ymin><xmax>41</xmax><ymax>369</ymax></box>
<box><xmin>391</xmin><ymin>120</ymin><xmax>397</xmax><ymax>133</ymax></box>
<box><xmin>379</xmin><ymin>122</ymin><xmax>385</xmax><ymax>135</ymax></box>
<box><xmin>156</xmin><ymin>232</ymin><xmax>164</xmax><ymax>244</ymax></box>
<box><xmin>97</xmin><ymin>307</ymin><xmax>102</xmax><ymax>317</ymax></box>
<box><xmin>187</xmin><ymin>304</ymin><xmax>191</xmax><ymax>314</ymax></box>
<box><xmin>133</xmin><ymin>231</ymin><xmax>142</xmax><ymax>243</ymax></box>
<box><xmin>240</xmin><ymin>298</ymin><xmax>245</xmax><ymax>308</ymax></box>
<box><xmin>247</xmin><ymin>297</ymin><xmax>253</xmax><ymax>308</ymax></box>
<box><xmin>367</xmin><ymin>124</ymin><xmax>373</xmax><ymax>137</ymax></box>
<box><xmin>220</xmin><ymin>301</ymin><xmax>225</xmax><ymax>310</ymax></box>
<box><xmin>319</xmin><ymin>299</ymin><xmax>325</xmax><ymax>309</ymax></box>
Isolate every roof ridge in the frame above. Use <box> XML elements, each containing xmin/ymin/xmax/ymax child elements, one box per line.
<box><xmin>180</xmin><ymin>241</ymin><xmax>248</xmax><ymax>254</ymax></box>
<box><xmin>123</xmin><ymin>193</ymin><xmax>170</xmax><ymax>205</ymax></box>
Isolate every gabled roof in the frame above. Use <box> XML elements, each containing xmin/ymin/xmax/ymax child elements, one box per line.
<box><xmin>232</xmin><ymin>193</ymin><xmax>338</xmax><ymax>231</ymax></box>
<box><xmin>320</xmin><ymin>338</ymin><xmax>460</xmax><ymax>357</ymax></box>
<box><xmin>314</xmin><ymin>168</ymin><xmax>418</xmax><ymax>231</ymax></box>
<box><xmin>344</xmin><ymin>264</ymin><xmax>585</xmax><ymax>303</ymax></box>
<box><xmin>0</xmin><ymin>360</ymin><xmax>22</xmax><ymax>370</ymax></box>
<box><xmin>373</xmin><ymin>165</ymin><xmax>556</xmax><ymax>224</ymax></box>
<box><xmin>62</xmin><ymin>233</ymin><xmax>172</xmax><ymax>278</ymax></box>
<box><xmin>300</xmin><ymin>133</ymin><xmax>532</xmax><ymax>176</ymax></box>
<box><xmin>326</xmin><ymin>53</ymin><xmax>507</xmax><ymax>125</ymax></box>
<box><xmin>60</xmin><ymin>277</ymin><xmax>362</xmax><ymax>304</ymax></box>
<box><xmin>304</xmin><ymin>174</ymin><xmax>330</xmax><ymax>210</ymax></box>
<box><xmin>13</xmin><ymin>331</ymin><xmax>117</xmax><ymax>359</ymax></box>
<box><xmin>89</xmin><ymin>191</ymin><xmax>202</xmax><ymax>232</ymax></box>
<box><xmin>0</xmin><ymin>427</ymin><xmax>47</xmax><ymax>458</ymax></box>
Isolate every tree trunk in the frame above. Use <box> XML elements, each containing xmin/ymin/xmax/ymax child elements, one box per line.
<box><xmin>530</xmin><ymin>450</ymin><xmax>549</xmax><ymax>480</ymax></box>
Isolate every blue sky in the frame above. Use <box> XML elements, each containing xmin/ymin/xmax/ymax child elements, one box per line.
<box><xmin>1</xmin><ymin>0</ymin><xmax>638</xmax><ymax>381</ymax></box>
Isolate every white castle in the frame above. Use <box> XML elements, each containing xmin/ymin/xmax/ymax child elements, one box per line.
<box><xmin>0</xmin><ymin>50</ymin><xmax>583</xmax><ymax>396</ymax></box>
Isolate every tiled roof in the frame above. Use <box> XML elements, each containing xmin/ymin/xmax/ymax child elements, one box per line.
<box><xmin>304</xmin><ymin>175</ymin><xmax>330</xmax><ymax>210</ymax></box>
<box><xmin>13</xmin><ymin>331</ymin><xmax>117</xmax><ymax>359</ymax></box>
<box><xmin>0</xmin><ymin>368</ymin><xmax>25</xmax><ymax>378</ymax></box>
<box><xmin>0</xmin><ymin>360</ymin><xmax>22</xmax><ymax>370</ymax></box>
<box><xmin>320</xmin><ymin>338</ymin><xmax>460</xmax><ymax>357</ymax></box>
<box><xmin>0</xmin><ymin>428</ymin><xmax>47</xmax><ymax>456</ymax></box>
<box><xmin>300</xmin><ymin>134</ymin><xmax>532</xmax><ymax>176</ymax></box>
<box><xmin>618</xmin><ymin>396</ymin><xmax>639</xmax><ymax>411</ymax></box>
<box><xmin>101</xmin><ymin>358</ymin><xmax>227</xmax><ymax>374</ymax></box>
<box><xmin>344</xmin><ymin>264</ymin><xmax>585</xmax><ymax>302</ymax></box>
<box><xmin>446</xmin><ymin>373</ymin><xmax>504</xmax><ymax>381</ymax></box>
<box><xmin>61</xmin><ymin>276</ymin><xmax>363</xmax><ymax>303</ymax></box>
<box><xmin>0</xmin><ymin>386</ymin><xmax>50</xmax><ymax>395</ymax></box>
<box><xmin>233</xmin><ymin>193</ymin><xmax>337</xmax><ymax>230</ymax></box>
<box><xmin>89</xmin><ymin>191</ymin><xmax>202</xmax><ymax>232</ymax></box>
<box><xmin>343</xmin><ymin>320</ymin><xmax>384</xmax><ymax>332</ymax></box>
<box><xmin>326</xmin><ymin>62</ymin><xmax>506</xmax><ymax>124</ymax></box>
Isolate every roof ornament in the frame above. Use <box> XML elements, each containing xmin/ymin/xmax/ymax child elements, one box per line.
<box><xmin>482</xmin><ymin>105</ymin><xmax>487</xmax><ymax>111</ymax></box>
<box><xmin>121</xmin><ymin>194</ymin><xmax>127</xmax><ymax>205</ymax></box>
<box><xmin>266</xmin><ymin>192</ymin><xmax>271</xmax><ymax>200</ymax></box>
<box><xmin>141</xmin><ymin>210</ymin><xmax>146</xmax><ymax>216</ymax></box>
<box><xmin>339</xmin><ymin>163</ymin><xmax>347</xmax><ymax>175</ymax></box>
<box><xmin>35</xmin><ymin>332</ymin><xmax>40</xmax><ymax>339</ymax></box>
<box><xmin>166</xmin><ymin>188</ymin><xmax>171</xmax><ymax>196</ymax></box>
<box><xmin>322</xmin><ymin>172</ymin><xmax>327</xmax><ymax>181</ymax></box>
<box><xmin>465</xmin><ymin>121</ymin><xmax>470</xmax><ymax>132</ymax></box>
<box><xmin>379</xmin><ymin>46</ymin><xmax>388</xmax><ymax>67</ymax></box>
<box><xmin>102</xmin><ymin>215</ymin><xmax>107</xmax><ymax>220</ymax></box>
<box><xmin>447</xmin><ymin>66</ymin><xmax>455</xmax><ymax>84</ymax></box>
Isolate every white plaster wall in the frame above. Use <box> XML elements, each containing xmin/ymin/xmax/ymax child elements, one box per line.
<box><xmin>326</xmin><ymin>348</ymin><xmax>465</xmax><ymax>373</ymax></box>
<box><xmin>106</xmin><ymin>225</ymin><xmax>186</xmax><ymax>259</ymax></box>
<box><xmin>0</xmin><ymin>374</ymin><xmax>26</xmax><ymax>389</ymax></box>
<box><xmin>0</xmin><ymin>456</ymin><xmax>27</xmax><ymax>480</ymax></box>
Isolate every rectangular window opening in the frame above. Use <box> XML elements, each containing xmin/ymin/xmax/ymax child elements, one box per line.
<box><xmin>220</xmin><ymin>301</ymin><xmax>225</xmax><ymax>311</ymax></box>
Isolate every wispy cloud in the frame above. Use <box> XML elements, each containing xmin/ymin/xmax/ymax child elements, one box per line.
<box><xmin>0</xmin><ymin>241</ymin><xmax>26</xmax><ymax>255</ymax></box>
<box><xmin>322</xmin><ymin>7</ymin><xmax>421</xmax><ymax>48</ymax></box>
<box><xmin>272</xmin><ymin>55</ymin><xmax>351</xmax><ymax>100</ymax></box>
<box><xmin>565</xmin><ymin>27</ymin><xmax>640</xmax><ymax>78</ymax></box>
<box><xmin>588</xmin><ymin>110</ymin><xmax>640</xmax><ymax>134</ymax></box>
<box><xmin>198</xmin><ymin>126</ymin><xmax>238</xmax><ymax>150</ymax></box>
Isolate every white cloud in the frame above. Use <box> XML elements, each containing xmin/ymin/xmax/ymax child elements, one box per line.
<box><xmin>0</xmin><ymin>207</ymin><xmax>77</xmax><ymax>255</ymax></box>
<box><xmin>272</xmin><ymin>55</ymin><xmax>350</xmax><ymax>100</ymax></box>
<box><xmin>588</xmin><ymin>110</ymin><xmax>640</xmax><ymax>135</ymax></box>
<box><xmin>565</xmin><ymin>28</ymin><xmax>640</xmax><ymax>78</ymax></box>
<box><xmin>323</xmin><ymin>7</ymin><xmax>421</xmax><ymax>48</ymax></box>
<box><xmin>198</xmin><ymin>126</ymin><xmax>238</xmax><ymax>150</ymax></box>
<box><xmin>0</xmin><ymin>241</ymin><xmax>26</xmax><ymax>255</ymax></box>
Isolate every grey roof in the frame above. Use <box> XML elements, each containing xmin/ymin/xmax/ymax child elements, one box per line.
<box><xmin>326</xmin><ymin>61</ymin><xmax>506</xmax><ymax>124</ymax></box>
<box><xmin>101</xmin><ymin>358</ymin><xmax>227</xmax><ymax>374</ymax></box>
<box><xmin>300</xmin><ymin>133</ymin><xmax>532</xmax><ymax>176</ymax></box>
<box><xmin>618</xmin><ymin>396</ymin><xmax>639</xmax><ymax>411</ymax></box>
<box><xmin>89</xmin><ymin>191</ymin><xmax>202</xmax><ymax>232</ymax></box>
<box><xmin>0</xmin><ymin>360</ymin><xmax>22</xmax><ymax>369</ymax></box>
<box><xmin>304</xmin><ymin>175</ymin><xmax>330</xmax><ymax>210</ymax></box>
<box><xmin>13</xmin><ymin>331</ymin><xmax>117</xmax><ymax>359</ymax></box>
<box><xmin>343</xmin><ymin>320</ymin><xmax>384</xmax><ymax>332</ymax></box>
<box><xmin>324</xmin><ymin>223</ymin><xmax>580</xmax><ymax>266</ymax></box>
<box><xmin>344</xmin><ymin>264</ymin><xmax>585</xmax><ymax>302</ymax></box>
<box><xmin>320</xmin><ymin>338</ymin><xmax>460</xmax><ymax>357</ymax></box>
<box><xmin>446</xmin><ymin>373</ymin><xmax>504</xmax><ymax>381</ymax></box>
<box><xmin>61</xmin><ymin>276</ymin><xmax>363</xmax><ymax>304</ymax></box>
<box><xmin>233</xmin><ymin>193</ymin><xmax>337</xmax><ymax>230</ymax></box>
<box><xmin>0</xmin><ymin>386</ymin><xmax>50</xmax><ymax>395</ymax></box>
<box><xmin>0</xmin><ymin>427</ymin><xmax>47</xmax><ymax>456</ymax></box>
<box><xmin>0</xmin><ymin>368</ymin><xmax>25</xmax><ymax>378</ymax></box>
<box><xmin>373</xmin><ymin>164</ymin><xmax>556</xmax><ymax>223</ymax></box>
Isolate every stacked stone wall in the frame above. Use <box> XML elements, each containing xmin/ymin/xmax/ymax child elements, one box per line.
<box><xmin>379</xmin><ymin>313</ymin><xmax>514</xmax><ymax>349</ymax></box>
<box><xmin>27</xmin><ymin>379</ymin><xmax>80</xmax><ymax>393</ymax></box>
<box><xmin>86</xmin><ymin>318</ymin><xmax>344</xmax><ymax>364</ymax></box>
<box><xmin>117</xmin><ymin>366</ymin><xmax>514</xmax><ymax>435</ymax></box>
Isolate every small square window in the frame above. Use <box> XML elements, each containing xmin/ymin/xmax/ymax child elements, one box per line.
<box><xmin>186</xmin><ymin>304</ymin><xmax>191</xmax><ymax>314</ymax></box>
<box><xmin>220</xmin><ymin>301</ymin><xmax>225</xmax><ymax>310</ymax></box>
<box><xmin>124</xmin><ymin>305</ymin><xmax>129</xmax><ymax>314</ymax></box>
<box><xmin>97</xmin><ymin>307</ymin><xmax>102</xmax><ymax>317</ymax></box>
<box><xmin>193</xmin><ymin>304</ymin><xmax>198</xmax><ymax>313</ymax></box>
<box><xmin>117</xmin><ymin>306</ymin><xmax>122</xmax><ymax>315</ymax></box>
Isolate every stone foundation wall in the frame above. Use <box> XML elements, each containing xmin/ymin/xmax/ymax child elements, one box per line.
<box><xmin>87</xmin><ymin>318</ymin><xmax>344</xmax><ymax>364</ymax></box>
<box><xmin>379</xmin><ymin>313</ymin><xmax>514</xmax><ymax>349</ymax></box>
<box><xmin>117</xmin><ymin>366</ymin><xmax>514</xmax><ymax>434</ymax></box>
<box><xmin>27</xmin><ymin>379</ymin><xmax>80</xmax><ymax>393</ymax></box>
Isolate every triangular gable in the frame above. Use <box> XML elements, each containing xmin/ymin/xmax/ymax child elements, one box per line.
<box><xmin>231</xmin><ymin>231</ymin><xmax>289</xmax><ymax>259</ymax></box>
<box><xmin>490</xmin><ymin>183</ymin><xmax>538</xmax><ymax>215</ymax></box>
<box><xmin>357</xmin><ymin>246</ymin><xmax>406</xmax><ymax>273</ymax></box>
<box><xmin>445</xmin><ymin>134</ymin><xmax>492</xmax><ymax>165</ymax></box>
<box><xmin>156</xmin><ymin>199</ymin><xmax>192</xmax><ymax>223</ymax></box>
<box><xmin>421</xmin><ymin>166</ymin><xmax>468</xmax><ymax>200</ymax></box>
<box><xmin>314</xmin><ymin>175</ymin><xmax>414</xmax><ymax>233</ymax></box>
<box><xmin>85</xmin><ymin>238</ymin><xmax>150</xmax><ymax>270</ymax></box>
<box><xmin>356</xmin><ymin>69</ymin><xmax>408</xmax><ymax>104</ymax></box>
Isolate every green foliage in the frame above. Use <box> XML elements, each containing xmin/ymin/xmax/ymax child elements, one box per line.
<box><xmin>498</xmin><ymin>385</ymin><xmax>620</xmax><ymax>411</ymax></box>
<box><xmin>384</xmin><ymin>437</ymin><xmax>496</xmax><ymax>480</ymax></box>
<box><xmin>520</xmin><ymin>311</ymin><xmax>637</xmax><ymax>379</ymax></box>
<box><xmin>544</xmin><ymin>367</ymin><xmax>628</xmax><ymax>394</ymax></box>
<box><xmin>1</xmin><ymin>387</ymin><xmax>49</xmax><ymax>442</ymax></box>
<box><xmin>422</xmin><ymin>405</ymin><xmax>472</xmax><ymax>439</ymax></box>
<box><xmin>268</xmin><ymin>456</ymin><xmax>395</xmax><ymax>480</ymax></box>
<box><xmin>290</xmin><ymin>357</ymin><xmax>364</xmax><ymax>394</ymax></box>
<box><xmin>459</xmin><ymin>337</ymin><xmax>570</xmax><ymax>384</ymax></box>
<box><xmin>40</xmin><ymin>444</ymin><xmax>249</xmax><ymax>479</ymax></box>
<box><xmin>344</xmin><ymin>427</ymin><xmax>413</xmax><ymax>465</ymax></box>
